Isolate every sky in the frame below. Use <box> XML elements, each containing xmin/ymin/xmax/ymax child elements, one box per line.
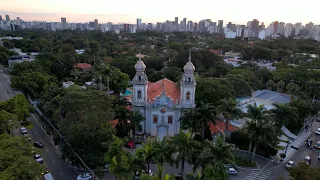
<box><xmin>1</xmin><ymin>0</ymin><xmax>319</xmax><ymax>25</ymax></box>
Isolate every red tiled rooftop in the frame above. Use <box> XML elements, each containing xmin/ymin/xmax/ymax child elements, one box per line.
<box><xmin>209</xmin><ymin>49</ymin><xmax>220</xmax><ymax>55</ymax></box>
<box><xmin>147</xmin><ymin>78</ymin><xmax>180</xmax><ymax>103</ymax></box>
<box><xmin>209</xmin><ymin>120</ymin><xmax>238</xmax><ymax>134</ymax></box>
<box><xmin>73</xmin><ymin>63</ymin><xmax>92</xmax><ymax>70</ymax></box>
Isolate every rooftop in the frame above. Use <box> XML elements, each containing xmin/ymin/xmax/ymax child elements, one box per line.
<box><xmin>73</xmin><ymin>63</ymin><xmax>92</xmax><ymax>70</ymax></box>
<box><xmin>147</xmin><ymin>78</ymin><xmax>180</xmax><ymax>103</ymax></box>
<box><xmin>253</xmin><ymin>90</ymin><xmax>290</xmax><ymax>104</ymax></box>
<box><xmin>209</xmin><ymin>120</ymin><xmax>238</xmax><ymax>134</ymax></box>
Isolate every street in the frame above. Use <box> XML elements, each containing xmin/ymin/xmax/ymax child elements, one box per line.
<box><xmin>0</xmin><ymin>67</ymin><xmax>77</xmax><ymax>180</ymax></box>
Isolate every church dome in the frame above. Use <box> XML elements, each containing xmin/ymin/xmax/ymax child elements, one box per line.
<box><xmin>135</xmin><ymin>58</ymin><xmax>146</xmax><ymax>72</ymax></box>
<box><xmin>183</xmin><ymin>53</ymin><xmax>195</xmax><ymax>74</ymax></box>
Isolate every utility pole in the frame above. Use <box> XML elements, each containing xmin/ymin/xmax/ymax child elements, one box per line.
<box><xmin>99</xmin><ymin>74</ymin><xmax>102</xmax><ymax>91</ymax></box>
<box><xmin>107</xmin><ymin>77</ymin><xmax>110</xmax><ymax>95</ymax></box>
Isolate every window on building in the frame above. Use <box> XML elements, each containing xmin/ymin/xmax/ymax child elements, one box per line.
<box><xmin>153</xmin><ymin>115</ymin><xmax>158</xmax><ymax>124</ymax></box>
<box><xmin>186</xmin><ymin>92</ymin><xmax>190</xmax><ymax>100</ymax></box>
<box><xmin>137</xmin><ymin>90</ymin><xmax>142</xmax><ymax>99</ymax></box>
<box><xmin>138</xmin><ymin>76</ymin><xmax>141</xmax><ymax>81</ymax></box>
<box><xmin>168</xmin><ymin>116</ymin><xmax>173</xmax><ymax>124</ymax></box>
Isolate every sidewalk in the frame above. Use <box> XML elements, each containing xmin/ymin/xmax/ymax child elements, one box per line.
<box><xmin>282</xmin><ymin>114</ymin><xmax>319</xmax><ymax>161</ymax></box>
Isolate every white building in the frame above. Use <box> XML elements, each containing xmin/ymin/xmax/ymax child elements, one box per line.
<box><xmin>8</xmin><ymin>55</ymin><xmax>35</xmax><ymax>68</ymax></box>
<box><xmin>284</xmin><ymin>23</ymin><xmax>293</xmax><ymax>37</ymax></box>
<box><xmin>259</xmin><ymin>30</ymin><xmax>266</xmax><ymax>40</ymax></box>
<box><xmin>131</xmin><ymin>54</ymin><xmax>196</xmax><ymax>140</ymax></box>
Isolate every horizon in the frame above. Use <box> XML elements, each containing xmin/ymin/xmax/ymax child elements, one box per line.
<box><xmin>1</xmin><ymin>0</ymin><xmax>320</xmax><ymax>25</ymax></box>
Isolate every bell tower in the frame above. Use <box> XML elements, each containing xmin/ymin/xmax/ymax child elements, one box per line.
<box><xmin>180</xmin><ymin>51</ymin><xmax>196</xmax><ymax>108</ymax></box>
<box><xmin>132</xmin><ymin>54</ymin><xmax>148</xmax><ymax>107</ymax></box>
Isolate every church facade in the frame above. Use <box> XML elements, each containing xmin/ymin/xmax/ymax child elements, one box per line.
<box><xmin>131</xmin><ymin>54</ymin><xmax>196</xmax><ymax>140</ymax></box>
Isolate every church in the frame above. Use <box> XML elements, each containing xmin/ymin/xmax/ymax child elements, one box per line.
<box><xmin>131</xmin><ymin>53</ymin><xmax>196</xmax><ymax>140</ymax></box>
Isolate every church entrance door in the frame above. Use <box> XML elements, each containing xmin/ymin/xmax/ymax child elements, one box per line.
<box><xmin>157</xmin><ymin>127</ymin><xmax>167</xmax><ymax>141</ymax></box>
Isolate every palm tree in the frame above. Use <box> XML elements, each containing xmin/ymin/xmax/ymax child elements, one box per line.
<box><xmin>245</xmin><ymin>103</ymin><xmax>276</xmax><ymax>162</ymax></box>
<box><xmin>169</xmin><ymin>131</ymin><xmax>200</xmax><ymax>180</ymax></box>
<box><xmin>196</xmin><ymin>136</ymin><xmax>235</xmax><ymax>180</ymax></box>
<box><xmin>271</xmin><ymin>103</ymin><xmax>298</xmax><ymax>129</ymax></box>
<box><xmin>179</xmin><ymin>109</ymin><xmax>201</xmax><ymax>135</ymax></box>
<box><xmin>127</xmin><ymin>110</ymin><xmax>144</xmax><ymax>139</ymax></box>
<box><xmin>218</xmin><ymin>98</ymin><xmax>243</xmax><ymax>140</ymax></box>
<box><xmin>245</xmin><ymin>103</ymin><xmax>266</xmax><ymax>154</ymax></box>
<box><xmin>153</xmin><ymin>137</ymin><xmax>174</xmax><ymax>166</ymax></box>
<box><xmin>197</xmin><ymin>102</ymin><xmax>217</xmax><ymax>140</ymax></box>
<box><xmin>109</xmin><ymin>155</ymin><xmax>133</xmax><ymax>180</ymax></box>
<box><xmin>135</xmin><ymin>138</ymin><xmax>159</xmax><ymax>173</ymax></box>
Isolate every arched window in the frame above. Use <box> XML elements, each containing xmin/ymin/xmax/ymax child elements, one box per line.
<box><xmin>186</xmin><ymin>92</ymin><xmax>190</xmax><ymax>100</ymax></box>
<box><xmin>138</xmin><ymin>76</ymin><xmax>141</xmax><ymax>81</ymax></box>
<box><xmin>188</xmin><ymin>78</ymin><xmax>191</xmax><ymax>82</ymax></box>
<box><xmin>137</xmin><ymin>90</ymin><xmax>142</xmax><ymax>99</ymax></box>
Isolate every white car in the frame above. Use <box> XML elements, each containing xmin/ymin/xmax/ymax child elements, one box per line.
<box><xmin>285</xmin><ymin>161</ymin><xmax>294</xmax><ymax>168</ymax></box>
<box><xmin>303</xmin><ymin>156</ymin><xmax>311</xmax><ymax>164</ymax></box>
<box><xmin>77</xmin><ymin>173</ymin><xmax>95</xmax><ymax>180</ymax></box>
<box><xmin>315</xmin><ymin>128</ymin><xmax>320</xmax><ymax>135</ymax></box>
<box><xmin>227</xmin><ymin>168</ymin><xmax>238</xmax><ymax>175</ymax></box>
<box><xmin>20</xmin><ymin>127</ymin><xmax>28</xmax><ymax>134</ymax></box>
<box><xmin>34</xmin><ymin>154</ymin><xmax>43</xmax><ymax>163</ymax></box>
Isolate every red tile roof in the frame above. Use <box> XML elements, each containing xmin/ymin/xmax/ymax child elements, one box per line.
<box><xmin>209</xmin><ymin>120</ymin><xmax>238</xmax><ymax>134</ymax></box>
<box><xmin>209</xmin><ymin>49</ymin><xmax>220</xmax><ymax>55</ymax></box>
<box><xmin>109</xmin><ymin>119</ymin><xmax>118</xmax><ymax>128</ymax></box>
<box><xmin>147</xmin><ymin>78</ymin><xmax>180</xmax><ymax>103</ymax></box>
<box><xmin>73</xmin><ymin>63</ymin><xmax>92</xmax><ymax>70</ymax></box>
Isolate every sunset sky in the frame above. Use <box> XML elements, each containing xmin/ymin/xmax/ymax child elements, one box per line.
<box><xmin>1</xmin><ymin>0</ymin><xmax>319</xmax><ymax>25</ymax></box>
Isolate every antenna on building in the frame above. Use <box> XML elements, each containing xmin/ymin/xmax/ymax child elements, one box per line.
<box><xmin>188</xmin><ymin>50</ymin><xmax>192</xmax><ymax>62</ymax></box>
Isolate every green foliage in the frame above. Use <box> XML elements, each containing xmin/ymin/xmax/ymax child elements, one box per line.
<box><xmin>288</xmin><ymin>162</ymin><xmax>320</xmax><ymax>180</ymax></box>
<box><xmin>59</xmin><ymin>90</ymin><xmax>115</xmax><ymax>168</ymax></box>
<box><xmin>0</xmin><ymin>134</ymin><xmax>45</xmax><ymax>180</ymax></box>
<box><xmin>11</xmin><ymin>72</ymin><xmax>54</xmax><ymax>99</ymax></box>
<box><xmin>0</xmin><ymin>94</ymin><xmax>33</xmax><ymax>121</ymax></box>
<box><xmin>234</xmin><ymin>157</ymin><xmax>256</xmax><ymax>167</ymax></box>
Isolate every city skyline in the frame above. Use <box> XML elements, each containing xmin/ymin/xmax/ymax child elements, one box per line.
<box><xmin>1</xmin><ymin>0</ymin><xmax>320</xmax><ymax>25</ymax></box>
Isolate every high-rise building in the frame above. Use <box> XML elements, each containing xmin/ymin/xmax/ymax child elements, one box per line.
<box><xmin>123</xmin><ymin>24</ymin><xmax>130</xmax><ymax>31</ymax></box>
<box><xmin>182</xmin><ymin>18</ymin><xmax>187</xmax><ymax>31</ymax></box>
<box><xmin>277</xmin><ymin>22</ymin><xmax>285</xmax><ymax>35</ymax></box>
<box><xmin>61</xmin><ymin>17</ymin><xmax>67</xmax><ymax>30</ymax></box>
<box><xmin>0</xmin><ymin>15</ymin><xmax>2</xmax><ymax>21</ymax></box>
<box><xmin>94</xmin><ymin>19</ymin><xmax>99</xmax><ymax>30</ymax></box>
<box><xmin>5</xmin><ymin>15</ymin><xmax>10</xmax><ymax>21</ymax></box>
<box><xmin>136</xmin><ymin>18</ymin><xmax>142</xmax><ymax>29</ymax></box>
<box><xmin>175</xmin><ymin>17</ymin><xmax>179</xmax><ymax>26</ymax></box>
<box><xmin>284</xmin><ymin>23</ymin><xmax>293</xmax><ymax>37</ymax></box>
<box><xmin>273</xmin><ymin>21</ymin><xmax>279</xmax><ymax>34</ymax></box>
<box><xmin>218</xmin><ymin>20</ymin><xmax>223</xmax><ymax>33</ymax></box>
<box><xmin>187</xmin><ymin>21</ymin><xmax>193</xmax><ymax>32</ymax></box>
<box><xmin>248</xmin><ymin>19</ymin><xmax>259</xmax><ymax>38</ymax></box>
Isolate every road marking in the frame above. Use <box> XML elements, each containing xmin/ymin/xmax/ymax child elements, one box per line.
<box><xmin>243</xmin><ymin>170</ymin><xmax>272</xmax><ymax>180</ymax></box>
<box><xmin>52</xmin><ymin>160</ymin><xmax>55</xmax><ymax>164</ymax></box>
<box><xmin>45</xmin><ymin>149</ymin><xmax>49</xmax><ymax>152</ymax></box>
<box><xmin>60</xmin><ymin>172</ymin><xmax>63</xmax><ymax>176</ymax></box>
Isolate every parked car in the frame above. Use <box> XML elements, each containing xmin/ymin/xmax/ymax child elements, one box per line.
<box><xmin>316</xmin><ymin>118</ymin><xmax>320</xmax><ymax>122</ymax></box>
<box><xmin>34</xmin><ymin>154</ymin><xmax>43</xmax><ymax>163</ymax></box>
<box><xmin>318</xmin><ymin>155</ymin><xmax>320</xmax><ymax>160</ymax></box>
<box><xmin>303</xmin><ymin>156</ymin><xmax>311</xmax><ymax>164</ymax></box>
<box><xmin>34</xmin><ymin>141</ymin><xmax>44</xmax><ymax>148</ymax></box>
<box><xmin>305</xmin><ymin>139</ymin><xmax>312</xmax><ymax>147</ymax></box>
<box><xmin>285</xmin><ymin>161</ymin><xmax>294</xmax><ymax>168</ymax></box>
<box><xmin>315</xmin><ymin>128</ymin><xmax>320</xmax><ymax>135</ymax></box>
<box><xmin>314</xmin><ymin>141</ymin><xmax>320</xmax><ymax>149</ymax></box>
<box><xmin>20</xmin><ymin>127</ymin><xmax>27</xmax><ymax>134</ymax></box>
<box><xmin>227</xmin><ymin>168</ymin><xmax>238</xmax><ymax>175</ymax></box>
<box><xmin>77</xmin><ymin>173</ymin><xmax>96</xmax><ymax>180</ymax></box>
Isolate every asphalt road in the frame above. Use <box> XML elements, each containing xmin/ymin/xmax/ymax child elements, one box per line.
<box><xmin>0</xmin><ymin>66</ymin><xmax>77</xmax><ymax>180</ymax></box>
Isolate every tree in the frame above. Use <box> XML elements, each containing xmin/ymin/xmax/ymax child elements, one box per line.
<box><xmin>127</xmin><ymin>111</ymin><xmax>144</xmax><ymax>139</ymax></box>
<box><xmin>288</xmin><ymin>162</ymin><xmax>320</xmax><ymax>180</ymax></box>
<box><xmin>276</xmin><ymin>80</ymin><xmax>285</xmax><ymax>93</ymax></box>
<box><xmin>245</xmin><ymin>103</ymin><xmax>276</xmax><ymax>162</ymax></box>
<box><xmin>218</xmin><ymin>98</ymin><xmax>243</xmax><ymax>140</ymax></box>
<box><xmin>135</xmin><ymin>138</ymin><xmax>159</xmax><ymax>173</ymax></box>
<box><xmin>179</xmin><ymin>109</ymin><xmax>201</xmax><ymax>135</ymax></box>
<box><xmin>0</xmin><ymin>94</ymin><xmax>33</xmax><ymax>121</ymax></box>
<box><xmin>271</xmin><ymin>103</ymin><xmax>298</xmax><ymax>129</ymax></box>
<box><xmin>140</xmin><ymin>164</ymin><xmax>175</xmax><ymax>180</ymax></box>
<box><xmin>197</xmin><ymin>102</ymin><xmax>217</xmax><ymax>140</ymax></box>
<box><xmin>0</xmin><ymin>134</ymin><xmax>45</xmax><ymax>180</ymax></box>
<box><xmin>285</xmin><ymin>82</ymin><xmax>300</xmax><ymax>95</ymax></box>
<box><xmin>197</xmin><ymin>136</ymin><xmax>235</xmax><ymax>180</ymax></box>
<box><xmin>266</xmin><ymin>80</ymin><xmax>275</xmax><ymax>91</ymax></box>
<box><xmin>11</xmin><ymin>72</ymin><xmax>54</xmax><ymax>99</ymax></box>
<box><xmin>59</xmin><ymin>90</ymin><xmax>115</xmax><ymax>168</ymax></box>
<box><xmin>168</xmin><ymin>131</ymin><xmax>200</xmax><ymax>180</ymax></box>
<box><xmin>225</xmin><ymin>74</ymin><xmax>251</xmax><ymax>97</ymax></box>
